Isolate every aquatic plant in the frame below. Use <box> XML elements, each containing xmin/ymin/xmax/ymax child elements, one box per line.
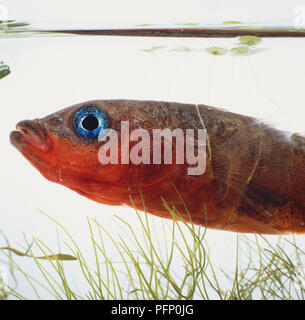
<box><xmin>1</xmin><ymin>200</ymin><xmax>305</xmax><ymax>300</ymax></box>
<box><xmin>0</xmin><ymin>62</ymin><xmax>10</xmax><ymax>79</ymax></box>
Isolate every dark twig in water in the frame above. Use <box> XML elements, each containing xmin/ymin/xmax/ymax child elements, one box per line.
<box><xmin>31</xmin><ymin>27</ymin><xmax>305</xmax><ymax>38</ymax></box>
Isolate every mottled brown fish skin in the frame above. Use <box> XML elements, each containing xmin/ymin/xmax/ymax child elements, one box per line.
<box><xmin>10</xmin><ymin>100</ymin><xmax>305</xmax><ymax>234</ymax></box>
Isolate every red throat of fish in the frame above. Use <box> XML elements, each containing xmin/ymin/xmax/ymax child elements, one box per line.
<box><xmin>10</xmin><ymin>114</ymin><xmax>198</xmax><ymax>213</ymax></box>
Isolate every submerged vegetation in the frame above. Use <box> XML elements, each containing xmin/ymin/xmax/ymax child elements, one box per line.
<box><xmin>205</xmin><ymin>35</ymin><xmax>265</xmax><ymax>57</ymax></box>
<box><xmin>0</xmin><ymin>62</ymin><xmax>10</xmax><ymax>79</ymax></box>
<box><xmin>1</xmin><ymin>200</ymin><xmax>305</xmax><ymax>300</ymax></box>
<box><xmin>0</xmin><ymin>20</ymin><xmax>31</xmax><ymax>80</ymax></box>
<box><xmin>140</xmin><ymin>34</ymin><xmax>265</xmax><ymax>57</ymax></box>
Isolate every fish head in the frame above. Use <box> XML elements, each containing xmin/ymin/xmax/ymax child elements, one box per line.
<box><xmin>10</xmin><ymin>100</ymin><xmax>190</xmax><ymax>206</ymax></box>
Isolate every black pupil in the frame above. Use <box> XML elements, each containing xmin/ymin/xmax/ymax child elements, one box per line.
<box><xmin>82</xmin><ymin>115</ymin><xmax>99</xmax><ymax>131</ymax></box>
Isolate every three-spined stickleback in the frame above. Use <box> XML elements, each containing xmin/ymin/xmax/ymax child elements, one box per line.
<box><xmin>10</xmin><ymin>100</ymin><xmax>305</xmax><ymax>234</ymax></box>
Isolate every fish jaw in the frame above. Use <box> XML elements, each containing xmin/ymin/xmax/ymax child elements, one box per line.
<box><xmin>10</xmin><ymin>119</ymin><xmax>51</xmax><ymax>153</ymax></box>
<box><xmin>10</xmin><ymin>119</ymin><xmax>62</xmax><ymax>184</ymax></box>
<box><xmin>10</xmin><ymin>117</ymin><xmax>130</xmax><ymax>205</ymax></box>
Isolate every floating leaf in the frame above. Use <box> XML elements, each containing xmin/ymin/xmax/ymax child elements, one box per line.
<box><xmin>222</xmin><ymin>21</ymin><xmax>242</xmax><ymax>25</ymax></box>
<box><xmin>170</xmin><ymin>46</ymin><xmax>201</xmax><ymax>52</ymax></box>
<box><xmin>230</xmin><ymin>46</ymin><xmax>266</xmax><ymax>56</ymax></box>
<box><xmin>0</xmin><ymin>20</ymin><xmax>30</xmax><ymax>29</ymax></box>
<box><xmin>238</xmin><ymin>35</ymin><xmax>262</xmax><ymax>46</ymax></box>
<box><xmin>135</xmin><ymin>24</ymin><xmax>155</xmax><ymax>27</ymax></box>
<box><xmin>0</xmin><ymin>64</ymin><xmax>10</xmax><ymax>79</ymax></box>
<box><xmin>0</xmin><ymin>246</ymin><xmax>77</xmax><ymax>261</ymax></box>
<box><xmin>205</xmin><ymin>46</ymin><xmax>228</xmax><ymax>56</ymax></box>
<box><xmin>176</xmin><ymin>22</ymin><xmax>200</xmax><ymax>26</ymax></box>
<box><xmin>7</xmin><ymin>21</ymin><xmax>30</xmax><ymax>28</ymax></box>
<box><xmin>230</xmin><ymin>46</ymin><xmax>250</xmax><ymax>55</ymax></box>
<box><xmin>142</xmin><ymin>46</ymin><xmax>165</xmax><ymax>54</ymax></box>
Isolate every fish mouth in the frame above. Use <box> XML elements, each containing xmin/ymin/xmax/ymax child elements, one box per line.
<box><xmin>10</xmin><ymin>119</ymin><xmax>51</xmax><ymax>153</ymax></box>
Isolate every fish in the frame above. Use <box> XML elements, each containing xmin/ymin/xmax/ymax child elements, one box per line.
<box><xmin>10</xmin><ymin>99</ymin><xmax>305</xmax><ymax>234</ymax></box>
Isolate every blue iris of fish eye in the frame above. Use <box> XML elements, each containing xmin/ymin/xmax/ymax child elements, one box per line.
<box><xmin>73</xmin><ymin>106</ymin><xmax>109</xmax><ymax>139</ymax></box>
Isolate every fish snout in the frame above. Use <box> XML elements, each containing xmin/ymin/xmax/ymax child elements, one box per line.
<box><xmin>10</xmin><ymin>119</ymin><xmax>51</xmax><ymax>152</ymax></box>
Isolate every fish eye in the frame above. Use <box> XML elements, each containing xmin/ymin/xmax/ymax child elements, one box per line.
<box><xmin>73</xmin><ymin>106</ymin><xmax>109</xmax><ymax>139</ymax></box>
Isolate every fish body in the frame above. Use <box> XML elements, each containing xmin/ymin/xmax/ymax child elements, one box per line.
<box><xmin>10</xmin><ymin>100</ymin><xmax>305</xmax><ymax>234</ymax></box>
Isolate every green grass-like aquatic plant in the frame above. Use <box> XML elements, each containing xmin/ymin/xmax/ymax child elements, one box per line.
<box><xmin>1</xmin><ymin>198</ymin><xmax>305</xmax><ymax>300</ymax></box>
